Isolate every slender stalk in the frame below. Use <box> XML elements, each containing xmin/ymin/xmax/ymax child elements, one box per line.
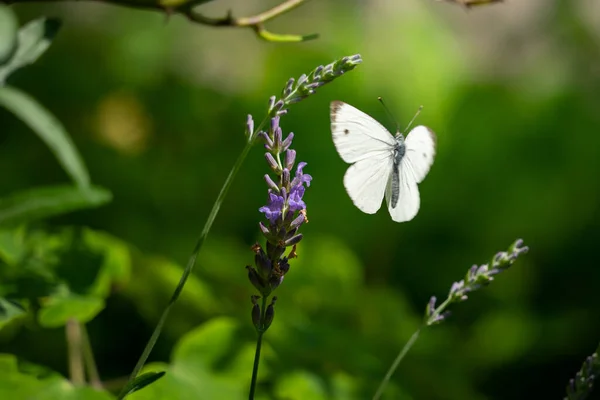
<box><xmin>372</xmin><ymin>329</ymin><xmax>421</xmax><ymax>400</ymax></box>
<box><xmin>371</xmin><ymin>298</ymin><xmax>452</xmax><ymax>400</ymax></box>
<box><xmin>81</xmin><ymin>323</ymin><xmax>103</xmax><ymax>390</ymax></box>
<box><xmin>66</xmin><ymin>319</ymin><xmax>85</xmax><ymax>386</ymax></box>
<box><xmin>249</xmin><ymin>295</ymin><xmax>269</xmax><ymax>400</ymax></box>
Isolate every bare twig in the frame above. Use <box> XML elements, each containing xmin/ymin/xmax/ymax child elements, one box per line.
<box><xmin>66</xmin><ymin>319</ymin><xmax>85</xmax><ymax>386</ymax></box>
<box><xmin>1</xmin><ymin>0</ymin><xmax>317</xmax><ymax>42</ymax></box>
<box><xmin>183</xmin><ymin>0</ymin><xmax>318</xmax><ymax>42</ymax></box>
<box><xmin>81</xmin><ymin>324</ymin><xmax>103</xmax><ymax>390</ymax></box>
<box><xmin>437</xmin><ymin>0</ymin><xmax>504</xmax><ymax>8</ymax></box>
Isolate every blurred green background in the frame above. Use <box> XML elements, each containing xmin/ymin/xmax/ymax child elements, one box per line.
<box><xmin>1</xmin><ymin>0</ymin><xmax>600</xmax><ymax>399</ymax></box>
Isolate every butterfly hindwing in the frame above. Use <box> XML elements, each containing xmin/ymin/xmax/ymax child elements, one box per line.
<box><xmin>344</xmin><ymin>152</ymin><xmax>394</xmax><ymax>214</ymax></box>
<box><xmin>386</xmin><ymin>158</ymin><xmax>421</xmax><ymax>223</ymax></box>
<box><xmin>405</xmin><ymin>125</ymin><xmax>436</xmax><ymax>183</ymax></box>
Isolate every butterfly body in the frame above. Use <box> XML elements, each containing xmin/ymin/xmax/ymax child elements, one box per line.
<box><xmin>391</xmin><ymin>138</ymin><xmax>406</xmax><ymax>208</ymax></box>
<box><xmin>330</xmin><ymin>101</ymin><xmax>436</xmax><ymax>223</ymax></box>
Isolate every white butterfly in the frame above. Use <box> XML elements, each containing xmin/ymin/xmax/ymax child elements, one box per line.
<box><xmin>330</xmin><ymin>101</ymin><xmax>436</xmax><ymax>223</ymax></box>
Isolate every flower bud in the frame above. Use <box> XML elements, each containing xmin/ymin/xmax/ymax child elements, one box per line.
<box><xmin>285</xmin><ymin>149</ymin><xmax>296</xmax><ymax>170</ymax></box>
<box><xmin>251</xmin><ymin>296</ymin><xmax>261</xmax><ymax>330</ymax></box>
<box><xmin>265</xmin><ymin>153</ymin><xmax>279</xmax><ymax>172</ymax></box>
<box><xmin>264</xmin><ymin>174</ymin><xmax>279</xmax><ymax>191</ymax></box>
<box><xmin>264</xmin><ymin>297</ymin><xmax>277</xmax><ymax>330</ymax></box>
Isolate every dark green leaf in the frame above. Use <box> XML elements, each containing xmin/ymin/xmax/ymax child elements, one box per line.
<box><xmin>0</xmin><ymin>6</ymin><xmax>18</xmax><ymax>66</ymax></box>
<box><xmin>126</xmin><ymin>318</ymin><xmax>254</xmax><ymax>400</ymax></box>
<box><xmin>0</xmin><ymin>185</ymin><xmax>112</xmax><ymax>228</ymax></box>
<box><xmin>0</xmin><ymin>86</ymin><xmax>90</xmax><ymax>187</ymax></box>
<box><xmin>54</xmin><ymin>230</ymin><xmax>106</xmax><ymax>295</ymax></box>
<box><xmin>0</xmin><ymin>17</ymin><xmax>61</xmax><ymax>84</ymax></box>
<box><xmin>0</xmin><ymin>226</ymin><xmax>26</xmax><ymax>265</ymax></box>
<box><xmin>0</xmin><ymin>354</ymin><xmax>113</xmax><ymax>399</ymax></box>
<box><xmin>0</xmin><ymin>297</ymin><xmax>26</xmax><ymax>330</ymax></box>
<box><xmin>119</xmin><ymin>371</ymin><xmax>166</xmax><ymax>398</ymax></box>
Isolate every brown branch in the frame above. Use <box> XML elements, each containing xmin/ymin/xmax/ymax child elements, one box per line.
<box><xmin>2</xmin><ymin>0</ymin><xmax>317</xmax><ymax>42</ymax></box>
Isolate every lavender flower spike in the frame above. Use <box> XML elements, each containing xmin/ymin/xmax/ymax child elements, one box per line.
<box><xmin>425</xmin><ymin>239</ymin><xmax>529</xmax><ymax>326</ymax></box>
<box><xmin>269</xmin><ymin>54</ymin><xmax>363</xmax><ymax>115</ymax></box>
<box><xmin>564</xmin><ymin>342</ymin><xmax>600</xmax><ymax>400</ymax></box>
<box><xmin>251</xmin><ymin>116</ymin><xmax>311</xmax><ymax>298</ymax></box>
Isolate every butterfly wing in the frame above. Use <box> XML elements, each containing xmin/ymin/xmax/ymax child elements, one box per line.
<box><xmin>344</xmin><ymin>152</ymin><xmax>394</xmax><ymax>214</ymax></box>
<box><xmin>386</xmin><ymin>159</ymin><xmax>421</xmax><ymax>223</ymax></box>
<box><xmin>330</xmin><ymin>101</ymin><xmax>396</xmax><ymax>214</ymax></box>
<box><xmin>404</xmin><ymin>125</ymin><xmax>436</xmax><ymax>183</ymax></box>
<box><xmin>330</xmin><ymin>101</ymin><xmax>396</xmax><ymax>164</ymax></box>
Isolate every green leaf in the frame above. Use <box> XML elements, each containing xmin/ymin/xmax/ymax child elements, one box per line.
<box><xmin>0</xmin><ymin>85</ymin><xmax>90</xmax><ymax>187</ymax></box>
<box><xmin>38</xmin><ymin>293</ymin><xmax>104</xmax><ymax>328</ymax></box>
<box><xmin>274</xmin><ymin>371</ymin><xmax>328</xmax><ymax>400</ymax></box>
<box><xmin>0</xmin><ymin>353</ymin><xmax>113</xmax><ymax>400</ymax></box>
<box><xmin>82</xmin><ymin>229</ymin><xmax>131</xmax><ymax>298</ymax></box>
<box><xmin>0</xmin><ymin>185</ymin><xmax>112</xmax><ymax>228</ymax></box>
<box><xmin>0</xmin><ymin>297</ymin><xmax>26</xmax><ymax>330</ymax></box>
<box><xmin>0</xmin><ymin>226</ymin><xmax>27</xmax><ymax>265</ymax></box>
<box><xmin>126</xmin><ymin>318</ymin><xmax>262</xmax><ymax>400</ymax></box>
<box><xmin>0</xmin><ymin>6</ymin><xmax>18</xmax><ymax>66</ymax></box>
<box><xmin>119</xmin><ymin>371</ymin><xmax>166</xmax><ymax>397</ymax></box>
<box><xmin>0</xmin><ymin>17</ymin><xmax>61</xmax><ymax>84</ymax></box>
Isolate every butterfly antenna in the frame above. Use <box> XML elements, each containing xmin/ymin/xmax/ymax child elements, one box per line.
<box><xmin>404</xmin><ymin>105</ymin><xmax>424</xmax><ymax>133</ymax></box>
<box><xmin>377</xmin><ymin>97</ymin><xmax>401</xmax><ymax>133</ymax></box>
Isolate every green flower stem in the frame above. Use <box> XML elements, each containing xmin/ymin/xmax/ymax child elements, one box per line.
<box><xmin>249</xmin><ymin>295</ymin><xmax>269</xmax><ymax>400</ymax></box>
<box><xmin>372</xmin><ymin>296</ymin><xmax>454</xmax><ymax>400</ymax></box>
<box><xmin>66</xmin><ymin>319</ymin><xmax>85</xmax><ymax>386</ymax></box>
<box><xmin>372</xmin><ymin>328</ymin><xmax>421</xmax><ymax>400</ymax></box>
<box><xmin>372</xmin><ymin>239</ymin><xmax>527</xmax><ymax>400</ymax></box>
<box><xmin>81</xmin><ymin>323</ymin><xmax>103</xmax><ymax>390</ymax></box>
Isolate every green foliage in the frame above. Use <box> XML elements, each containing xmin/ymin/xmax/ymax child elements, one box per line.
<box><xmin>0</xmin><ymin>354</ymin><xmax>113</xmax><ymax>400</ymax></box>
<box><xmin>119</xmin><ymin>371</ymin><xmax>165</xmax><ymax>398</ymax></box>
<box><xmin>0</xmin><ymin>227</ymin><xmax>131</xmax><ymax>329</ymax></box>
<box><xmin>0</xmin><ymin>86</ymin><xmax>91</xmax><ymax>188</ymax></box>
<box><xmin>0</xmin><ymin>185</ymin><xmax>111</xmax><ymax>228</ymax></box>
<box><xmin>0</xmin><ymin>6</ymin><xmax>18</xmax><ymax>65</ymax></box>
<box><xmin>0</xmin><ymin>297</ymin><xmax>25</xmax><ymax>330</ymax></box>
<box><xmin>128</xmin><ymin>318</ymin><xmax>261</xmax><ymax>400</ymax></box>
<box><xmin>0</xmin><ymin>16</ymin><xmax>61</xmax><ymax>85</ymax></box>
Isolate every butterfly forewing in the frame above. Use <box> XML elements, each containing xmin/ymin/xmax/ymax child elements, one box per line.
<box><xmin>330</xmin><ymin>101</ymin><xmax>396</xmax><ymax>164</ymax></box>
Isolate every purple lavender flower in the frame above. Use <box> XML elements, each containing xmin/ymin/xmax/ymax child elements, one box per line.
<box><xmin>288</xmin><ymin>185</ymin><xmax>306</xmax><ymax>212</ymax></box>
<box><xmin>259</xmin><ymin>193</ymin><xmax>285</xmax><ymax>224</ymax></box>
<box><xmin>249</xmin><ymin>116</ymin><xmax>311</xmax><ymax>298</ymax></box>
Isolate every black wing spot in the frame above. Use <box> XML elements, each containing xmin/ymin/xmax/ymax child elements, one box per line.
<box><xmin>422</xmin><ymin>152</ymin><xmax>427</xmax><ymax>158</ymax></box>
<box><xmin>344</xmin><ymin>129</ymin><xmax>350</xmax><ymax>135</ymax></box>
